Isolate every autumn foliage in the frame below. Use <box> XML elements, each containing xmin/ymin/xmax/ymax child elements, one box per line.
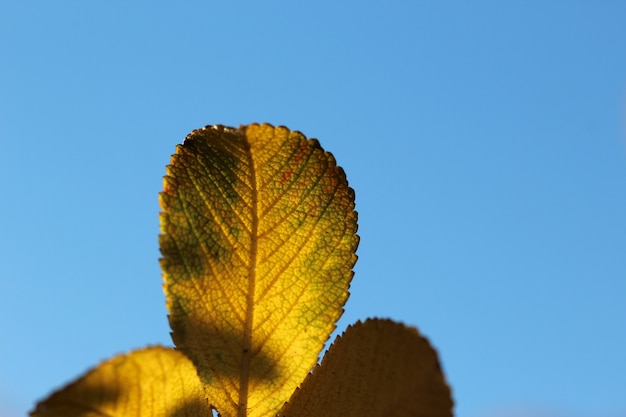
<box><xmin>31</xmin><ymin>124</ymin><xmax>453</xmax><ymax>417</ymax></box>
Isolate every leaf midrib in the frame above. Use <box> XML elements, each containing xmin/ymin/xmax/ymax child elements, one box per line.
<box><xmin>238</xmin><ymin>136</ymin><xmax>258</xmax><ymax>417</ymax></box>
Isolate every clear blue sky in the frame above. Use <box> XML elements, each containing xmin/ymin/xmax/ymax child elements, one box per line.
<box><xmin>1</xmin><ymin>2</ymin><xmax>625</xmax><ymax>416</ymax></box>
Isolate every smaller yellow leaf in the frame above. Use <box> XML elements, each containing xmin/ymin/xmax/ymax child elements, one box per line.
<box><xmin>278</xmin><ymin>318</ymin><xmax>454</xmax><ymax>417</ymax></box>
<box><xmin>30</xmin><ymin>346</ymin><xmax>211</xmax><ymax>417</ymax></box>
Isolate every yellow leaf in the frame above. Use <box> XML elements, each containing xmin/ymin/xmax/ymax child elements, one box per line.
<box><xmin>159</xmin><ymin>124</ymin><xmax>359</xmax><ymax>417</ymax></box>
<box><xmin>30</xmin><ymin>346</ymin><xmax>212</xmax><ymax>417</ymax></box>
<box><xmin>278</xmin><ymin>318</ymin><xmax>454</xmax><ymax>417</ymax></box>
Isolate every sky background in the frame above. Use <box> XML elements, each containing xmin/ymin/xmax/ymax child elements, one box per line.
<box><xmin>1</xmin><ymin>1</ymin><xmax>625</xmax><ymax>416</ymax></box>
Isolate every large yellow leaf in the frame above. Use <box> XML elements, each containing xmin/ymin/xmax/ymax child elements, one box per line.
<box><xmin>159</xmin><ymin>124</ymin><xmax>359</xmax><ymax>417</ymax></box>
<box><xmin>30</xmin><ymin>346</ymin><xmax>212</xmax><ymax>417</ymax></box>
<box><xmin>278</xmin><ymin>318</ymin><xmax>454</xmax><ymax>417</ymax></box>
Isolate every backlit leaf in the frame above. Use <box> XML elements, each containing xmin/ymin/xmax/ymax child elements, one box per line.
<box><xmin>159</xmin><ymin>124</ymin><xmax>359</xmax><ymax>417</ymax></box>
<box><xmin>30</xmin><ymin>346</ymin><xmax>211</xmax><ymax>417</ymax></box>
<box><xmin>278</xmin><ymin>318</ymin><xmax>454</xmax><ymax>417</ymax></box>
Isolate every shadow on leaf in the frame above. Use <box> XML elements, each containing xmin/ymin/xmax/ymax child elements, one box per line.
<box><xmin>30</xmin><ymin>371</ymin><xmax>122</xmax><ymax>416</ymax></box>
<box><xmin>168</xmin><ymin>397</ymin><xmax>213</xmax><ymax>417</ymax></box>
<box><xmin>169</xmin><ymin>312</ymin><xmax>281</xmax><ymax>383</ymax></box>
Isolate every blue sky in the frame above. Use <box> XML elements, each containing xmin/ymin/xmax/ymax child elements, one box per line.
<box><xmin>1</xmin><ymin>2</ymin><xmax>625</xmax><ymax>416</ymax></box>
